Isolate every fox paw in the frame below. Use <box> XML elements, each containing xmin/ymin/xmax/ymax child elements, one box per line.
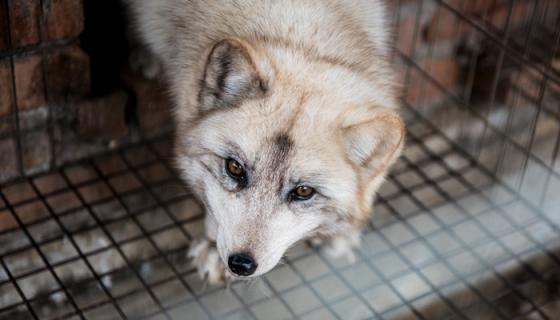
<box><xmin>188</xmin><ymin>238</ymin><xmax>232</xmax><ymax>285</ymax></box>
<box><xmin>323</xmin><ymin>233</ymin><xmax>361</xmax><ymax>263</ymax></box>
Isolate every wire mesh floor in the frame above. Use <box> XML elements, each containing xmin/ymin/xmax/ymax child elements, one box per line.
<box><xmin>1</xmin><ymin>102</ymin><xmax>559</xmax><ymax>320</ymax></box>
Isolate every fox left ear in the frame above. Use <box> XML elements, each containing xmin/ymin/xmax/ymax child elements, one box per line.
<box><xmin>342</xmin><ymin>107</ymin><xmax>405</xmax><ymax>174</ymax></box>
<box><xmin>198</xmin><ymin>39</ymin><xmax>269</xmax><ymax>112</ymax></box>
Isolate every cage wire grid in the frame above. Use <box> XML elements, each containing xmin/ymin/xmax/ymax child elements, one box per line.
<box><xmin>1</xmin><ymin>0</ymin><xmax>560</xmax><ymax>319</ymax></box>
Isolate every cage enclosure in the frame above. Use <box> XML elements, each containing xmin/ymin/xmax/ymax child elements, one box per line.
<box><xmin>0</xmin><ymin>0</ymin><xmax>559</xmax><ymax>319</ymax></box>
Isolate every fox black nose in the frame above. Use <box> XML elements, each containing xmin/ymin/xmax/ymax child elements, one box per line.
<box><xmin>228</xmin><ymin>253</ymin><xmax>257</xmax><ymax>276</ymax></box>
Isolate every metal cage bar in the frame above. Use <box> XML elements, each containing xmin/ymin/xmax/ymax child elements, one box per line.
<box><xmin>1</xmin><ymin>0</ymin><xmax>560</xmax><ymax>319</ymax></box>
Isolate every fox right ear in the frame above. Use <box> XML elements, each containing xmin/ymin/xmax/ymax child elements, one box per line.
<box><xmin>198</xmin><ymin>39</ymin><xmax>268</xmax><ymax>112</ymax></box>
<box><xmin>342</xmin><ymin>107</ymin><xmax>405</xmax><ymax>175</ymax></box>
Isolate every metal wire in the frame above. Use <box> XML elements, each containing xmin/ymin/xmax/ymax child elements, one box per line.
<box><xmin>1</xmin><ymin>0</ymin><xmax>559</xmax><ymax>319</ymax></box>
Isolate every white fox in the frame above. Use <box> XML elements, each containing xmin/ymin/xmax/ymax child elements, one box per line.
<box><xmin>124</xmin><ymin>0</ymin><xmax>405</xmax><ymax>284</ymax></box>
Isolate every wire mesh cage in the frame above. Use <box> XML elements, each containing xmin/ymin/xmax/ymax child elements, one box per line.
<box><xmin>1</xmin><ymin>0</ymin><xmax>560</xmax><ymax>319</ymax></box>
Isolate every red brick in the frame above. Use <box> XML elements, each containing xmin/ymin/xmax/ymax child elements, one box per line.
<box><xmin>545</xmin><ymin>2</ymin><xmax>560</xmax><ymax>28</ymax></box>
<box><xmin>3</xmin><ymin>182</ymin><xmax>39</xmax><ymax>204</ymax></box>
<box><xmin>488</xmin><ymin>0</ymin><xmax>531</xmax><ymax>31</ymax></box>
<box><xmin>394</xmin><ymin>16</ymin><xmax>421</xmax><ymax>56</ymax></box>
<box><xmin>109</xmin><ymin>173</ymin><xmax>142</xmax><ymax>193</ymax></box>
<box><xmin>551</xmin><ymin>60</ymin><xmax>560</xmax><ymax>94</ymax></box>
<box><xmin>95</xmin><ymin>155</ymin><xmax>127</xmax><ymax>175</ymax></box>
<box><xmin>0</xmin><ymin>211</ymin><xmax>17</xmax><ymax>232</ymax></box>
<box><xmin>78</xmin><ymin>90</ymin><xmax>129</xmax><ymax>142</ymax></box>
<box><xmin>423</xmin><ymin>0</ymin><xmax>531</xmax><ymax>43</ymax></box>
<box><xmin>137</xmin><ymin>81</ymin><xmax>172</xmax><ymax>129</ymax></box>
<box><xmin>123</xmin><ymin>146</ymin><xmax>156</xmax><ymax>166</ymax></box>
<box><xmin>9</xmin><ymin>0</ymin><xmax>41</xmax><ymax>48</ymax></box>
<box><xmin>44</xmin><ymin>0</ymin><xmax>84</xmax><ymax>40</ymax></box>
<box><xmin>0</xmin><ymin>0</ymin><xmax>10</xmax><ymax>50</ymax></box>
<box><xmin>64</xmin><ymin>165</ymin><xmax>98</xmax><ymax>184</ymax></box>
<box><xmin>14</xmin><ymin>54</ymin><xmax>46</xmax><ymax>111</ymax></box>
<box><xmin>44</xmin><ymin>46</ymin><xmax>91</xmax><ymax>102</ymax></box>
<box><xmin>77</xmin><ymin>182</ymin><xmax>112</xmax><ymax>203</ymax></box>
<box><xmin>33</xmin><ymin>173</ymin><xmax>68</xmax><ymax>194</ymax></box>
<box><xmin>461</xmin><ymin>0</ymin><xmax>494</xmax><ymax>14</ymax></box>
<box><xmin>137</xmin><ymin>163</ymin><xmax>171</xmax><ymax>184</ymax></box>
<box><xmin>429</xmin><ymin>58</ymin><xmax>460</xmax><ymax>85</ymax></box>
<box><xmin>387</xmin><ymin>0</ymin><xmax>418</xmax><ymax>9</ymax></box>
<box><xmin>122</xmin><ymin>68</ymin><xmax>172</xmax><ymax>130</ymax></box>
<box><xmin>0</xmin><ymin>60</ymin><xmax>13</xmax><ymax>117</ymax></box>
<box><xmin>0</xmin><ymin>138</ymin><xmax>18</xmax><ymax>181</ymax></box>
<box><xmin>21</xmin><ymin>130</ymin><xmax>51</xmax><ymax>173</ymax></box>
<box><xmin>46</xmin><ymin>191</ymin><xmax>81</xmax><ymax>213</ymax></box>
<box><xmin>508</xmin><ymin>64</ymin><xmax>560</xmax><ymax>110</ymax></box>
<box><xmin>405</xmin><ymin>58</ymin><xmax>460</xmax><ymax>104</ymax></box>
<box><xmin>423</xmin><ymin>6</ymin><xmax>470</xmax><ymax>43</ymax></box>
<box><xmin>15</xmin><ymin>200</ymin><xmax>49</xmax><ymax>224</ymax></box>
<box><xmin>510</xmin><ymin>67</ymin><xmax>540</xmax><ymax>102</ymax></box>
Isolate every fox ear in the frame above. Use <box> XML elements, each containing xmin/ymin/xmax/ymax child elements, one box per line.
<box><xmin>342</xmin><ymin>108</ymin><xmax>405</xmax><ymax>173</ymax></box>
<box><xmin>199</xmin><ymin>39</ymin><xmax>268</xmax><ymax>112</ymax></box>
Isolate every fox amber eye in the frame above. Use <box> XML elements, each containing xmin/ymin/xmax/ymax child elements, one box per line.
<box><xmin>289</xmin><ymin>186</ymin><xmax>316</xmax><ymax>201</ymax></box>
<box><xmin>226</xmin><ymin>158</ymin><xmax>245</xmax><ymax>180</ymax></box>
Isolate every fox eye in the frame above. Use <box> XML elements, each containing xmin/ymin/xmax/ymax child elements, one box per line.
<box><xmin>289</xmin><ymin>186</ymin><xmax>315</xmax><ymax>201</ymax></box>
<box><xmin>225</xmin><ymin>158</ymin><xmax>245</xmax><ymax>181</ymax></box>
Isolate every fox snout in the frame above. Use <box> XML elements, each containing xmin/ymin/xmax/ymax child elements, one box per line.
<box><xmin>228</xmin><ymin>253</ymin><xmax>258</xmax><ymax>276</ymax></box>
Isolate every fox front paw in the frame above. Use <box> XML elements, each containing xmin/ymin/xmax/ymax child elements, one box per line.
<box><xmin>323</xmin><ymin>233</ymin><xmax>361</xmax><ymax>263</ymax></box>
<box><xmin>187</xmin><ymin>238</ymin><xmax>232</xmax><ymax>285</ymax></box>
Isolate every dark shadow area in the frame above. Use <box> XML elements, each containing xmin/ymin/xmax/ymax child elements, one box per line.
<box><xmin>80</xmin><ymin>0</ymin><xmax>130</xmax><ymax>96</ymax></box>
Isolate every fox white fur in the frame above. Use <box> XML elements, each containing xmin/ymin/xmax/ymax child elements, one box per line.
<box><xmin>124</xmin><ymin>0</ymin><xmax>405</xmax><ymax>283</ymax></box>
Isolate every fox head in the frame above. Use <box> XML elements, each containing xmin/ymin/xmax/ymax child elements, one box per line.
<box><xmin>176</xmin><ymin>39</ymin><xmax>404</xmax><ymax>278</ymax></box>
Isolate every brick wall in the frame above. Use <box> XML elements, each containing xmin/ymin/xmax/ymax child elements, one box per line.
<box><xmin>392</xmin><ymin>0</ymin><xmax>560</xmax><ymax>187</ymax></box>
<box><xmin>390</xmin><ymin>0</ymin><xmax>554</xmax><ymax>107</ymax></box>
<box><xmin>0</xmin><ymin>0</ymin><xmax>172</xmax><ymax>183</ymax></box>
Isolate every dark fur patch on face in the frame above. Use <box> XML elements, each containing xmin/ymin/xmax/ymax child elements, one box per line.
<box><xmin>270</xmin><ymin>133</ymin><xmax>293</xmax><ymax>171</ymax></box>
<box><xmin>274</xmin><ymin>133</ymin><xmax>293</xmax><ymax>157</ymax></box>
<box><xmin>247</xmin><ymin>132</ymin><xmax>294</xmax><ymax>198</ymax></box>
<box><xmin>268</xmin><ymin>133</ymin><xmax>292</xmax><ymax>194</ymax></box>
<box><xmin>265</xmin><ymin>133</ymin><xmax>293</xmax><ymax>198</ymax></box>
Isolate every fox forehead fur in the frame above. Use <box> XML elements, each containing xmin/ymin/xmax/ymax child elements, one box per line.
<box><xmin>125</xmin><ymin>0</ymin><xmax>405</xmax><ymax>279</ymax></box>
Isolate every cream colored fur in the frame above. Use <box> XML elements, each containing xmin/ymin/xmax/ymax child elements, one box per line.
<box><xmin>124</xmin><ymin>0</ymin><xmax>405</xmax><ymax>284</ymax></box>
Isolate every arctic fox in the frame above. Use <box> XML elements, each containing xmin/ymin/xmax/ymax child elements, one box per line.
<box><xmin>124</xmin><ymin>0</ymin><xmax>404</xmax><ymax>283</ymax></box>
